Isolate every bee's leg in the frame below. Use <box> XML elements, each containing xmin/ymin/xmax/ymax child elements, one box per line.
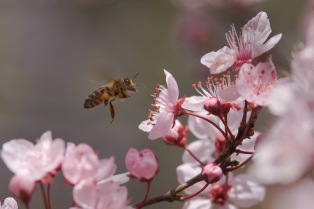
<box><xmin>104</xmin><ymin>100</ymin><xmax>108</xmax><ymax>107</ymax></box>
<box><xmin>120</xmin><ymin>91</ymin><xmax>129</xmax><ymax>99</ymax></box>
<box><xmin>109</xmin><ymin>101</ymin><xmax>115</xmax><ymax>123</ymax></box>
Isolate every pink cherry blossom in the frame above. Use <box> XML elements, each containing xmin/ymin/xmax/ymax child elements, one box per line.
<box><xmin>139</xmin><ymin>69</ymin><xmax>185</xmax><ymax>140</ymax></box>
<box><xmin>201</xmin><ymin>12</ymin><xmax>281</xmax><ymax>74</ymax></box>
<box><xmin>97</xmin><ymin>172</ymin><xmax>130</xmax><ymax>186</ymax></box>
<box><xmin>73</xmin><ymin>180</ymin><xmax>133</xmax><ymax>209</ymax></box>
<box><xmin>249</xmin><ymin>113</ymin><xmax>314</xmax><ymax>184</ymax></box>
<box><xmin>236</xmin><ymin>61</ymin><xmax>277</xmax><ymax>107</ymax></box>
<box><xmin>0</xmin><ymin>197</ymin><xmax>18</xmax><ymax>209</ymax></box>
<box><xmin>62</xmin><ymin>143</ymin><xmax>116</xmax><ymax>185</ymax></box>
<box><xmin>125</xmin><ymin>148</ymin><xmax>158</xmax><ymax>182</ymax></box>
<box><xmin>1</xmin><ymin>131</ymin><xmax>65</xmax><ymax>182</ymax></box>
<box><xmin>9</xmin><ymin>175</ymin><xmax>35</xmax><ymax>205</ymax></box>
<box><xmin>180</xmin><ymin>173</ymin><xmax>265</xmax><ymax>209</ymax></box>
<box><xmin>184</xmin><ymin>73</ymin><xmax>242</xmax><ymax>117</ymax></box>
<box><xmin>250</xmin><ymin>45</ymin><xmax>314</xmax><ymax>184</ymax></box>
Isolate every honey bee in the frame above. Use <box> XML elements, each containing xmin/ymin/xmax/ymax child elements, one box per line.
<box><xmin>84</xmin><ymin>73</ymin><xmax>139</xmax><ymax>122</ymax></box>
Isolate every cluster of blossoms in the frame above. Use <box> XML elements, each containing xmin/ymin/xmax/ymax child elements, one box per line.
<box><xmin>1</xmin><ymin>131</ymin><xmax>158</xmax><ymax>209</ymax></box>
<box><xmin>139</xmin><ymin>11</ymin><xmax>283</xmax><ymax>209</ymax></box>
<box><xmin>1</xmin><ymin>9</ymin><xmax>312</xmax><ymax>209</ymax></box>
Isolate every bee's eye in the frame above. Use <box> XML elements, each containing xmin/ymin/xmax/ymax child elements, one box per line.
<box><xmin>124</xmin><ymin>78</ymin><xmax>131</xmax><ymax>85</ymax></box>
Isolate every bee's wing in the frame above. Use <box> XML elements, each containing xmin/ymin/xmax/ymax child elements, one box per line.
<box><xmin>87</xmin><ymin>65</ymin><xmax>116</xmax><ymax>87</ymax></box>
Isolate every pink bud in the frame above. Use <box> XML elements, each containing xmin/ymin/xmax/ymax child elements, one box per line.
<box><xmin>201</xmin><ymin>163</ymin><xmax>223</xmax><ymax>184</ymax></box>
<box><xmin>163</xmin><ymin>120</ymin><xmax>188</xmax><ymax>148</ymax></box>
<box><xmin>125</xmin><ymin>148</ymin><xmax>158</xmax><ymax>182</ymax></box>
<box><xmin>204</xmin><ymin>97</ymin><xmax>221</xmax><ymax>116</ymax></box>
<box><xmin>9</xmin><ymin>175</ymin><xmax>35</xmax><ymax>205</ymax></box>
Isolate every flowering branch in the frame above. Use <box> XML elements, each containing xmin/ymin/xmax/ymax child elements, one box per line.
<box><xmin>133</xmin><ymin>111</ymin><xmax>259</xmax><ymax>208</ymax></box>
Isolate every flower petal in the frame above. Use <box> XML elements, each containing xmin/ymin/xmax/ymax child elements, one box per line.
<box><xmin>148</xmin><ymin>112</ymin><xmax>174</xmax><ymax>140</ymax></box>
<box><xmin>201</xmin><ymin>46</ymin><xmax>235</xmax><ymax>74</ymax></box>
<box><xmin>164</xmin><ymin>69</ymin><xmax>179</xmax><ymax>104</ymax></box>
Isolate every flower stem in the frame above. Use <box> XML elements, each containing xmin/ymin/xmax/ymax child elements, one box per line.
<box><xmin>227</xmin><ymin>155</ymin><xmax>253</xmax><ymax>171</ymax></box>
<box><xmin>40</xmin><ymin>183</ymin><xmax>49</xmax><ymax>209</ymax></box>
<box><xmin>47</xmin><ymin>184</ymin><xmax>51</xmax><ymax>209</ymax></box>
<box><xmin>24</xmin><ymin>203</ymin><xmax>30</xmax><ymax>209</ymax></box>
<box><xmin>180</xmin><ymin>183</ymin><xmax>209</xmax><ymax>201</ymax></box>
<box><xmin>184</xmin><ymin>110</ymin><xmax>228</xmax><ymax>140</ymax></box>
<box><xmin>137</xmin><ymin>181</ymin><xmax>151</xmax><ymax>209</ymax></box>
<box><xmin>218</xmin><ymin>115</ymin><xmax>234</xmax><ymax>140</ymax></box>
<box><xmin>235</xmin><ymin>149</ymin><xmax>254</xmax><ymax>155</ymax></box>
<box><xmin>185</xmin><ymin>147</ymin><xmax>206</xmax><ymax>166</ymax></box>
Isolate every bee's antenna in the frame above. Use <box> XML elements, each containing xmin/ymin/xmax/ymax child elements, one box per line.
<box><xmin>136</xmin><ymin>84</ymin><xmax>144</xmax><ymax>88</ymax></box>
<box><xmin>133</xmin><ymin>72</ymin><xmax>140</xmax><ymax>80</ymax></box>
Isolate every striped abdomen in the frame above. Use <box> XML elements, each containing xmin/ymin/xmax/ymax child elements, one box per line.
<box><xmin>84</xmin><ymin>87</ymin><xmax>110</xmax><ymax>108</ymax></box>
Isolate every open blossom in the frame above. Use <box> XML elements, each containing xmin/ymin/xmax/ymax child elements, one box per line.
<box><xmin>73</xmin><ymin>180</ymin><xmax>133</xmax><ymax>209</ymax></box>
<box><xmin>1</xmin><ymin>131</ymin><xmax>65</xmax><ymax>182</ymax></box>
<box><xmin>177</xmin><ymin>164</ymin><xmax>265</xmax><ymax>209</ymax></box>
<box><xmin>62</xmin><ymin>143</ymin><xmax>116</xmax><ymax>185</ymax></box>
<box><xmin>139</xmin><ymin>69</ymin><xmax>185</xmax><ymax>140</ymax></box>
<box><xmin>125</xmin><ymin>148</ymin><xmax>158</xmax><ymax>182</ymax></box>
<box><xmin>201</xmin><ymin>11</ymin><xmax>281</xmax><ymax>74</ymax></box>
<box><xmin>0</xmin><ymin>197</ymin><xmax>18</xmax><ymax>209</ymax></box>
<box><xmin>236</xmin><ymin>61</ymin><xmax>277</xmax><ymax>107</ymax></box>
<box><xmin>183</xmin><ymin>72</ymin><xmax>243</xmax><ymax>116</ymax></box>
<box><xmin>250</xmin><ymin>45</ymin><xmax>314</xmax><ymax>184</ymax></box>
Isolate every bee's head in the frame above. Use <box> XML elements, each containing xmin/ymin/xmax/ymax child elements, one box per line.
<box><xmin>124</xmin><ymin>73</ymin><xmax>139</xmax><ymax>92</ymax></box>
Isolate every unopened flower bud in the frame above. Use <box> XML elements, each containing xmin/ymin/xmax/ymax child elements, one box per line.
<box><xmin>204</xmin><ymin>97</ymin><xmax>221</xmax><ymax>116</ymax></box>
<box><xmin>202</xmin><ymin>163</ymin><xmax>223</xmax><ymax>184</ymax></box>
<box><xmin>163</xmin><ymin>120</ymin><xmax>188</xmax><ymax>148</ymax></box>
<box><xmin>9</xmin><ymin>175</ymin><xmax>35</xmax><ymax>205</ymax></box>
<box><xmin>125</xmin><ymin>148</ymin><xmax>159</xmax><ymax>182</ymax></box>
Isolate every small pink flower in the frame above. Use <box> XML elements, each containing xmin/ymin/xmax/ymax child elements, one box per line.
<box><xmin>236</xmin><ymin>61</ymin><xmax>277</xmax><ymax>107</ymax></box>
<box><xmin>201</xmin><ymin>11</ymin><xmax>281</xmax><ymax>74</ymax></box>
<box><xmin>62</xmin><ymin>143</ymin><xmax>116</xmax><ymax>185</ymax></box>
<box><xmin>139</xmin><ymin>70</ymin><xmax>185</xmax><ymax>140</ymax></box>
<box><xmin>187</xmin><ymin>72</ymin><xmax>242</xmax><ymax>115</ymax></box>
<box><xmin>125</xmin><ymin>148</ymin><xmax>158</xmax><ymax>182</ymax></box>
<box><xmin>9</xmin><ymin>175</ymin><xmax>35</xmax><ymax>205</ymax></box>
<box><xmin>201</xmin><ymin>163</ymin><xmax>223</xmax><ymax>184</ymax></box>
<box><xmin>162</xmin><ymin>120</ymin><xmax>188</xmax><ymax>147</ymax></box>
<box><xmin>73</xmin><ymin>180</ymin><xmax>132</xmax><ymax>209</ymax></box>
<box><xmin>1</xmin><ymin>131</ymin><xmax>65</xmax><ymax>182</ymax></box>
<box><xmin>0</xmin><ymin>197</ymin><xmax>18</xmax><ymax>209</ymax></box>
<box><xmin>181</xmin><ymin>174</ymin><xmax>265</xmax><ymax>209</ymax></box>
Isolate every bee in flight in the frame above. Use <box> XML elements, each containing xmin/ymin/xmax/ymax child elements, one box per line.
<box><xmin>84</xmin><ymin>73</ymin><xmax>139</xmax><ymax>123</ymax></box>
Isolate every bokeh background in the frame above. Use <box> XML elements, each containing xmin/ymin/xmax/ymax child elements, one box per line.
<box><xmin>0</xmin><ymin>0</ymin><xmax>309</xmax><ymax>208</ymax></box>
